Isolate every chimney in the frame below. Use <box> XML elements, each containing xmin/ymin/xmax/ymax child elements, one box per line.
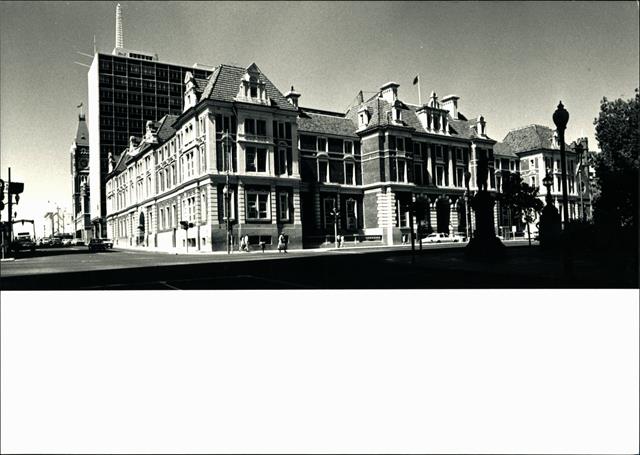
<box><xmin>115</xmin><ymin>3</ymin><xmax>123</xmax><ymax>49</ymax></box>
<box><xmin>379</xmin><ymin>81</ymin><xmax>399</xmax><ymax>104</ymax></box>
<box><xmin>284</xmin><ymin>86</ymin><xmax>301</xmax><ymax>108</ymax></box>
<box><xmin>441</xmin><ymin>95</ymin><xmax>459</xmax><ymax>120</ymax></box>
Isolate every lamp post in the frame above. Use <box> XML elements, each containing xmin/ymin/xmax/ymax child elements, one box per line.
<box><xmin>552</xmin><ymin>101</ymin><xmax>572</xmax><ymax>278</ymax></box>
<box><xmin>543</xmin><ymin>171</ymin><xmax>554</xmax><ymax>206</ymax></box>
<box><xmin>464</xmin><ymin>170</ymin><xmax>472</xmax><ymax>240</ymax></box>
<box><xmin>574</xmin><ymin>142</ymin><xmax>585</xmax><ymax>221</ymax></box>
<box><xmin>552</xmin><ymin>102</ymin><xmax>570</xmax><ymax>227</ymax></box>
<box><xmin>221</xmin><ymin>131</ymin><xmax>232</xmax><ymax>255</ymax></box>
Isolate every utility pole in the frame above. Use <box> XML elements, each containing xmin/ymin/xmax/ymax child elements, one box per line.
<box><xmin>7</xmin><ymin>168</ymin><xmax>12</xmax><ymax>245</ymax></box>
<box><xmin>409</xmin><ymin>196</ymin><xmax>416</xmax><ymax>263</ymax></box>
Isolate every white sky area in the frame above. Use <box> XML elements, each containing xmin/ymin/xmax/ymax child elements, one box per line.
<box><xmin>1</xmin><ymin>1</ymin><xmax>638</xmax><ymax>234</ymax></box>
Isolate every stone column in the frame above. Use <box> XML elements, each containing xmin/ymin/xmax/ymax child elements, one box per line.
<box><xmin>430</xmin><ymin>200</ymin><xmax>438</xmax><ymax>231</ymax></box>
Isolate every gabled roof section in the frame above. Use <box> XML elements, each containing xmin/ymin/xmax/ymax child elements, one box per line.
<box><xmin>200</xmin><ymin>63</ymin><xmax>297</xmax><ymax>111</ymax></box>
<box><xmin>297</xmin><ymin>108</ymin><xmax>358</xmax><ymax>138</ymax></box>
<box><xmin>493</xmin><ymin>141</ymin><xmax>517</xmax><ymax>158</ymax></box>
<box><xmin>155</xmin><ymin>114</ymin><xmax>179</xmax><ymax>143</ymax></box>
<box><xmin>502</xmin><ymin>124</ymin><xmax>569</xmax><ymax>153</ymax></box>
<box><xmin>75</xmin><ymin>115</ymin><xmax>89</xmax><ymax>147</ymax></box>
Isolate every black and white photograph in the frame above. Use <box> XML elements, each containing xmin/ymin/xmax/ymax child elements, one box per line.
<box><xmin>1</xmin><ymin>1</ymin><xmax>638</xmax><ymax>453</ymax></box>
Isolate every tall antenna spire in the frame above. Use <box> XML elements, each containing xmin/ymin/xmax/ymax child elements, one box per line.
<box><xmin>115</xmin><ymin>3</ymin><xmax>123</xmax><ymax>48</ymax></box>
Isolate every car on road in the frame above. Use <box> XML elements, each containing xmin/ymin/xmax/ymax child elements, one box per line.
<box><xmin>62</xmin><ymin>238</ymin><xmax>72</xmax><ymax>247</ymax></box>
<box><xmin>71</xmin><ymin>238</ymin><xmax>85</xmax><ymax>246</ymax></box>
<box><xmin>422</xmin><ymin>232</ymin><xmax>466</xmax><ymax>243</ymax></box>
<box><xmin>103</xmin><ymin>238</ymin><xmax>114</xmax><ymax>249</ymax></box>
<box><xmin>88</xmin><ymin>238</ymin><xmax>108</xmax><ymax>252</ymax></box>
<box><xmin>10</xmin><ymin>236</ymin><xmax>36</xmax><ymax>253</ymax></box>
<box><xmin>50</xmin><ymin>237</ymin><xmax>63</xmax><ymax>247</ymax></box>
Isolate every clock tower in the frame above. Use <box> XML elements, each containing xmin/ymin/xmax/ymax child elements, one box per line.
<box><xmin>70</xmin><ymin>112</ymin><xmax>92</xmax><ymax>242</ymax></box>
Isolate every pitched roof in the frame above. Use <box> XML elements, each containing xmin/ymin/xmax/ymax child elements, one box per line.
<box><xmin>297</xmin><ymin>108</ymin><xmax>358</xmax><ymax>138</ymax></box>
<box><xmin>200</xmin><ymin>63</ymin><xmax>297</xmax><ymax>111</ymax></box>
<box><xmin>501</xmin><ymin>124</ymin><xmax>569</xmax><ymax>153</ymax></box>
<box><xmin>155</xmin><ymin>115</ymin><xmax>179</xmax><ymax>143</ymax></box>
<box><xmin>493</xmin><ymin>141</ymin><xmax>517</xmax><ymax>158</ymax></box>
<box><xmin>75</xmin><ymin>115</ymin><xmax>89</xmax><ymax>147</ymax></box>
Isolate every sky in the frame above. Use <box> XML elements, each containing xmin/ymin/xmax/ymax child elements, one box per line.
<box><xmin>1</xmin><ymin>1</ymin><xmax>638</xmax><ymax>235</ymax></box>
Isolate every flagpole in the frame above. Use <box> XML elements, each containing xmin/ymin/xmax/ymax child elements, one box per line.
<box><xmin>417</xmin><ymin>75</ymin><xmax>422</xmax><ymax>106</ymax></box>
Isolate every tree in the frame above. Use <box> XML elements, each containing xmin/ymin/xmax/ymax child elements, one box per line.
<box><xmin>498</xmin><ymin>171</ymin><xmax>544</xmax><ymax>245</ymax></box>
<box><xmin>592</xmin><ymin>89</ymin><xmax>639</xmax><ymax>236</ymax></box>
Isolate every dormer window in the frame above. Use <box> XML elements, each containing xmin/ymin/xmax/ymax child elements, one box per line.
<box><xmin>237</xmin><ymin>63</ymin><xmax>268</xmax><ymax>105</ymax></box>
<box><xmin>393</xmin><ymin>107</ymin><xmax>402</xmax><ymax>122</ymax></box>
<box><xmin>358</xmin><ymin>107</ymin><xmax>370</xmax><ymax>128</ymax></box>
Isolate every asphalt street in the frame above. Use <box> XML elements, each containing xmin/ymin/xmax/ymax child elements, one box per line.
<box><xmin>1</xmin><ymin>240</ymin><xmax>628</xmax><ymax>290</ymax></box>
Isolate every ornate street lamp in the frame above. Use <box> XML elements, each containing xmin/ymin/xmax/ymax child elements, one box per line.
<box><xmin>552</xmin><ymin>102</ymin><xmax>573</xmax><ymax>278</ymax></box>
<box><xmin>221</xmin><ymin>131</ymin><xmax>232</xmax><ymax>254</ymax></box>
<box><xmin>574</xmin><ymin>141</ymin><xmax>585</xmax><ymax>221</ymax></box>
<box><xmin>552</xmin><ymin>101</ymin><xmax>570</xmax><ymax>227</ymax></box>
<box><xmin>464</xmin><ymin>170</ymin><xmax>472</xmax><ymax>240</ymax></box>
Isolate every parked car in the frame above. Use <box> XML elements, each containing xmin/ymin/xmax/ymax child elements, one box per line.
<box><xmin>71</xmin><ymin>238</ymin><xmax>85</xmax><ymax>246</ymax></box>
<box><xmin>423</xmin><ymin>232</ymin><xmax>450</xmax><ymax>243</ymax></box>
<box><xmin>103</xmin><ymin>238</ymin><xmax>114</xmax><ymax>249</ymax></box>
<box><xmin>88</xmin><ymin>238</ymin><xmax>108</xmax><ymax>252</ymax></box>
<box><xmin>62</xmin><ymin>238</ymin><xmax>72</xmax><ymax>247</ymax></box>
<box><xmin>50</xmin><ymin>237</ymin><xmax>63</xmax><ymax>247</ymax></box>
<box><xmin>11</xmin><ymin>236</ymin><xmax>36</xmax><ymax>253</ymax></box>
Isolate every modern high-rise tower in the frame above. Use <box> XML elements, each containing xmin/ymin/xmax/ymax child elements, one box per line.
<box><xmin>87</xmin><ymin>3</ymin><xmax>212</xmax><ymax>236</ymax></box>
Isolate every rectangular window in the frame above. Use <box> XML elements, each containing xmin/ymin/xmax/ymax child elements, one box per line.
<box><xmin>398</xmin><ymin>160</ymin><xmax>406</xmax><ymax>182</ymax></box>
<box><xmin>317</xmin><ymin>137</ymin><xmax>326</xmax><ymax>152</ymax></box>
<box><xmin>345</xmin><ymin>162</ymin><xmax>354</xmax><ymax>185</ymax></box>
<box><xmin>245</xmin><ymin>118</ymin><xmax>255</xmax><ymax>134</ymax></box>
<box><xmin>456</xmin><ymin>149</ymin><xmax>462</xmax><ymax>161</ymax></box>
<box><xmin>278</xmin><ymin>149</ymin><xmax>287</xmax><ymax>175</ymax></box>
<box><xmin>250</xmin><ymin>85</ymin><xmax>258</xmax><ymax>98</ymax></box>
<box><xmin>257</xmin><ymin>148</ymin><xmax>267</xmax><ymax>172</ymax></box>
<box><xmin>344</xmin><ymin>142</ymin><xmax>353</xmax><ymax>155</ymax></box>
<box><xmin>257</xmin><ymin>120</ymin><xmax>266</xmax><ymax>136</ymax></box>
<box><xmin>278</xmin><ymin>192</ymin><xmax>289</xmax><ymax>221</ymax></box>
<box><xmin>318</xmin><ymin>161</ymin><xmax>328</xmax><ymax>183</ymax></box>
<box><xmin>246</xmin><ymin>192</ymin><xmax>269</xmax><ymax>220</ymax></box>
<box><xmin>436</xmin><ymin>166</ymin><xmax>444</xmax><ymax>186</ymax></box>
<box><xmin>246</xmin><ymin>147</ymin><xmax>256</xmax><ymax>172</ymax></box>
<box><xmin>414</xmin><ymin>164</ymin><xmax>423</xmax><ymax>185</ymax></box>
<box><xmin>456</xmin><ymin>168</ymin><xmax>464</xmax><ymax>188</ymax></box>
<box><xmin>389</xmin><ymin>135</ymin><xmax>396</xmax><ymax>151</ymax></box>
<box><xmin>397</xmin><ymin>138</ymin><xmax>405</xmax><ymax>152</ymax></box>
<box><xmin>436</xmin><ymin>146</ymin><xmax>443</xmax><ymax>160</ymax></box>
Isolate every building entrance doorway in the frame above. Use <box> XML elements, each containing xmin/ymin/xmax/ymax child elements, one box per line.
<box><xmin>436</xmin><ymin>198</ymin><xmax>450</xmax><ymax>234</ymax></box>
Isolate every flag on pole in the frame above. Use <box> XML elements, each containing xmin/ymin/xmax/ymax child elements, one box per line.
<box><xmin>413</xmin><ymin>75</ymin><xmax>419</xmax><ymax>85</ymax></box>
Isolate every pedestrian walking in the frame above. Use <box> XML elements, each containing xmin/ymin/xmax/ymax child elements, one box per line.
<box><xmin>278</xmin><ymin>233</ymin><xmax>287</xmax><ymax>253</ymax></box>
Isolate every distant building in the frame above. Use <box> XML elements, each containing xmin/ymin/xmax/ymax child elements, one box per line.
<box><xmin>494</xmin><ymin>124</ymin><xmax>594</xmax><ymax>235</ymax></box>
<box><xmin>87</xmin><ymin>3</ymin><xmax>212</xmax><ymax>239</ymax></box>
<box><xmin>69</xmin><ymin>112</ymin><xmax>91</xmax><ymax>241</ymax></box>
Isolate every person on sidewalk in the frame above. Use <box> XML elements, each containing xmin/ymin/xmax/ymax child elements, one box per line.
<box><xmin>278</xmin><ymin>233</ymin><xmax>287</xmax><ymax>253</ymax></box>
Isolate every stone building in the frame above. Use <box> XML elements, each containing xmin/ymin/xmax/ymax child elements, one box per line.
<box><xmin>105</xmin><ymin>63</ymin><xmax>301</xmax><ymax>251</ymax></box>
<box><xmin>494</xmin><ymin>124</ymin><xmax>593</xmax><ymax>235</ymax></box>
<box><xmin>105</xmin><ymin>60</ymin><xmax>593</xmax><ymax>251</ymax></box>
